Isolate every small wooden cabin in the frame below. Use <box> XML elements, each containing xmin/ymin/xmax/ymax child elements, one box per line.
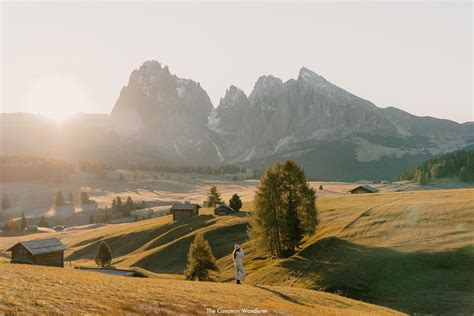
<box><xmin>349</xmin><ymin>185</ymin><xmax>378</xmax><ymax>194</ymax></box>
<box><xmin>170</xmin><ymin>203</ymin><xmax>200</xmax><ymax>221</ymax></box>
<box><xmin>7</xmin><ymin>238</ymin><xmax>67</xmax><ymax>267</ymax></box>
<box><xmin>214</xmin><ymin>204</ymin><xmax>234</xmax><ymax>215</ymax></box>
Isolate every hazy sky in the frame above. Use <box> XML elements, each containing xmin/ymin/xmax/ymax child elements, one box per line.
<box><xmin>1</xmin><ymin>1</ymin><xmax>473</xmax><ymax>122</ymax></box>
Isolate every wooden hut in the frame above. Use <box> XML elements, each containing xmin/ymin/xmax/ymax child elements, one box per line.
<box><xmin>349</xmin><ymin>185</ymin><xmax>378</xmax><ymax>194</ymax></box>
<box><xmin>170</xmin><ymin>203</ymin><xmax>200</xmax><ymax>221</ymax></box>
<box><xmin>214</xmin><ymin>204</ymin><xmax>235</xmax><ymax>215</ymax></box>
<box><xmin>7</xmin><ymin>238</ymin><xmax>67</xmax><ymax>267</ymax></box>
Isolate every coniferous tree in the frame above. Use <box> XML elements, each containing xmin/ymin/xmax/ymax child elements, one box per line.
<box><xmin>68</xmin><ymin>192</ymin><xmax>74</xmax><ymax>203</ymax></box>
<box><xmin>54</xmin><ymin>191</ymin><xmax>65</xmax><ymax>206</ymax></box>
<box><xmin>184</xmin><ymin>233</ymin><xmax>218</xmax><ymax>281</ymax></box>
<box><xmin>89</xmin><ymin>215</ymin><xmax>94</xmax><ymax>224</ymax></box>
<box><xmin>2</xmin><ymin>194</ymin><xmax>11</xmax><ymax>210</ymax></box>
<box><xmin>80</xmin><ymin>191</ymin><xmax>90</xmax><ymax>204</ymax></box>
<box><xmin>134</xmin><ymin>214</ymin><xmax>139</xmax><ymax>222</ymax></box>
<box><xmin>229</xmin><ymin>194</ymin><xmax>242</xmax><ymax>212</ymax></box>
<box><xmin>112</xmin><ymin>199</ymin><xmax>117</xmax><ymax>212</ymax></box>
<box><xmin>94</xmin><ymin>241</ymin><xmax>112</xmax><ymax>267</ymax></box>
<box><xmin>116</xmin><ymin>197</ymin><xmax>123</xmax><ymax>213</ymax></box>
<box><xmin>249</xmin><ymin>160</ymin><xmax>317</xmax><ymax>258</ymax></box>
<box><xmin>204</xmin><ymin>186</ymin><xmax>223</xmax><ymax>208</ymax></box>
<box><xmin>38</xmin><ymin>216</ymin><xmax>49</xmax><ymax>228</ymax></box>
<box><xmin>20</xmin><ymin>213</ymin><xmax>28</xmax><ymax>232</ymax></box>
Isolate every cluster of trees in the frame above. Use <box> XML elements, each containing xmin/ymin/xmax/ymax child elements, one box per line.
<box><xmin>203</xmin><ymin>186</ymin><xmax>242</xmax><ymax>212</ymax></box>
<box><xmin>53</xmin><ymin>190</ymin><xmax>91</xmax><ymax>206</ymax></box>
<box><xmin>2</xmin><ymin>213</ymin><xmax>29</xmax><ymax>233</ymax></box>
<box><xmin>0</xmin><ymin>155</ymin><xmax>114</xmax><ymax>183</ymax></box>
<box><xmin>111</xmin><ymin>196</ymin><xmax>146</xmax><ymax>217</ymax></box>
<box><xmin>130</xmin><ymin>164</ymin><xmax>245</xmax><ymax>175</ymax></box>
<box><xmin>399</xmin><ymin>149</ymin><xmax>474</xmax><ymax>184</ymax></box>
<box><xmin>249</xmin><ymin>160</ymin><xmax>318</xmax><ymax>258</ymax></box>
<box><xmin>0</xmin><ymin>155</ymin><xmax>75</xmax><ymax>182</ymax></box>
<box><xmin>77</xmin><ymin>160</ymin><xmax>111</xmax><ymax>179</ymax></box>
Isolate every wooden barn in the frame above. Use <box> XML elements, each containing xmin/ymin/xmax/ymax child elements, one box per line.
<box><xmin>349</xmin><ymin>185</ymin><xmax>379</xmax><ymax>194</ymax></box>
<box><xmin>214</xmin><ymin>204</ymin><xmax>234</xmax><ymax>215</ymax></box>
<box><xmin>170</xmin><ymin>203</ymin><xmax>200</xmax><ymax>221</ymax></box>
<box><xmin>7</xmin><ymin>238</ymin><xmax>67</xmax><ymax>267</ymax></box>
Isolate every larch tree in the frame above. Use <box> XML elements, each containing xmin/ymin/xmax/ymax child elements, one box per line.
<box><xmin>184</xmin><ymin>233</ymin><xmax>218</xmax><ymax>281</ymax></box>
<box><xmin>95</xmin><ymin>241</ymin><xmax>112</xmax><ymax>267</ymax></box>
<box><xmin>54</xmin><ymin>191</ymin><xmax>65</xmax><ymax>206</ymax></box>
<box><xmin>249</xmin><ymin>160</ymin><xmax>317</xmax><ymax>258</ymax></box>
<box><xmin>204</xmin><ymin>186</ymin><xmax>223</xmax><ymax>208</ymax></box>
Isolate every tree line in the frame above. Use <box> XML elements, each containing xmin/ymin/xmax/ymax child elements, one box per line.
<box><xmin>0</xmin><ymin>155</ymin><xmax>112</xmax><ymax>182</ymax></box>
<box><xmin>128</xmin><ymin>164</ymin><xmax>245</xmax><ymax>175</ymax></box>
<box><xmin>399</xmin><ymin>149</ymin><xmax>474</xmax><ymax>184</ymax></box>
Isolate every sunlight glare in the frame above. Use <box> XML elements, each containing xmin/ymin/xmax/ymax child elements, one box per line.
<box><xmin>25</xmin><ymin>75</ymin><xmax>92</xmax><ymax>122</ymax></box>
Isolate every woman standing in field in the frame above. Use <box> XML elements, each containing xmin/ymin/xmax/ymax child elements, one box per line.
<box><xmin>233</xmin><ymin>244</ymin><xmax>245</xmax><ymax>284</ymax></box>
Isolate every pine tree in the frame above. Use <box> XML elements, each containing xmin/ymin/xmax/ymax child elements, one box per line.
<box><xmin>2</xmin><ymin>194</ymin><xmax>11</xmax><ymax>210</ymax></box>
<box><xmin>184</xmin><ymin>233</ymin><xmax>218</xmax><ymax>281</ymax></box>
<box><xmin>68</xmin><ymin>192</ymin><xmax>74</xmax><ymax>203</ymax></box>
<box><xmin>122</xmin><ymin>196</ymin><xmax>132</xmax><ymax>217</ymax></box>
<box><xmin>38</xmin><ymin>216</ymin><xmax>49</xmax><ymax>228</ymax></box>
<box><xmin>249</xmin><ymin>160</ymin><xmax>317</xmax><ymax>258</ymax></box>
<box><xmin>80</xmin><ymin>191</ymin><xmax>90</xmax><ymax>204</ymax></box>
<box><xmin>112</xmin><ymin>199</ymin><xmax>117</xmax><ymax>212</ymax></box>
<box><xmin>20</xmin><ymin>213</ymin><xmax>28</xmax><ymax>232</ymax></box>
<box><xmin>134</xmin><ymin>214</ymin><xmax>139</xmax><ymax>222</ymax></box>
<box><xmin>54</xmin><ymin>191</ymin><xmax>65</xmax><ymax>206</ymax></box>
<box><xmin>204</xmin><ymin>186</ymin><xmax>223</xmax><ymax>208</ymax></box>
<box><xmin>229</xmin><ymin>194</ymin><xmax>242</xmax><ymax>212</ymax></box>
<box><xmin>116</xmin><ymin>197</ymin><xmax>123</xmax><ymax>213</ymax></box>
<box><xmin>94</xmin><ymin>241</ymin><xmax>112</xmax><ymax>267</ymax></box>
<box><xmin>89</xmin><ymin>215</ymin><xmax>94</xmax><ymax>224</ymax></box>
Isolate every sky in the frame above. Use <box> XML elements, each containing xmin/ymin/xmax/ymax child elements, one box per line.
<box><xmin>1</xmin><ymin>1</ymin><xmax>473</xmax><ymax>123</ymax></box>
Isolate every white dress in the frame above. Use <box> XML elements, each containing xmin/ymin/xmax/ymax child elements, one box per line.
<box><xmin>234</xmin><ymin>248</ymin><xmax>245</xmax><ymax>281</ymax></box>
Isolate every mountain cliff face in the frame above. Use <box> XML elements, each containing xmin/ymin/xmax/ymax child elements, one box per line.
<box><xmin>111</xmin><ymin>60</ymin><xmax>225</xmax><ymax>165</ymax></box>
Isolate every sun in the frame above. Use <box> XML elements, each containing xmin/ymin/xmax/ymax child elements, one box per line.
<box><xmin>25</xmin><ymin>75</ymin><xmax>92</xmax><ymax>122</ymax></box>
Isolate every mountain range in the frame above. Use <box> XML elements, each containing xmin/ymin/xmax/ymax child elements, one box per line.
<box><xmin>2</xmin><ymin>60</ymin><xmax>473</xmax><ymax>181</ymax></box>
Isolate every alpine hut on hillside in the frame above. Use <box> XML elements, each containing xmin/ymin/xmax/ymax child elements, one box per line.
<box><xmin>349</xmin><ymin>185</ymin><xmax>379</xmax><ymax>194</ymax></box>
<box><xmin>7</xmin><ymin>238</ymin><xmax>67</xmax><ymax>267</ymax></box>
<box><xmin>170</xmin><ymin>203</ymin><xmax>200</xmax><ymax>221</ymax></box>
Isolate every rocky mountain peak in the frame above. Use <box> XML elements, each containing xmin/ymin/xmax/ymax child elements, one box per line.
<box><xmin>298</xmin><ymin>66</ymin><xmax>326</xmax><ymax>83</ymax></box>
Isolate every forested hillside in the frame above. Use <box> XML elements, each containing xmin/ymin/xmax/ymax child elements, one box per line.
<box><xmin>399</xmin><ymin>149</ymin><xmax>474</xmax><ymax>184</ymax></box>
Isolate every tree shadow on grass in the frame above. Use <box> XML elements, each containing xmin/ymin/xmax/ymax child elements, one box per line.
<box><xmin>254</xmin><ymin>284</ymin><xmax>307</xmax><ymax>306</ymax></box>
<box><xmin>279</xmin><ymin>237</ymin><xmax>474</xmax><ymax>315</ymax></box>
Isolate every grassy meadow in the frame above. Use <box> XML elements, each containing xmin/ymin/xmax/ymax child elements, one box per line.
<box><xmin>0</xmin><ymin>263</ymin><xmax>402</xmax><ymax>315</ymax></box>
<box><xmin>1</xmin><ymin>181</ymin><xmax>473</xmax><ymax>314</ymax></box>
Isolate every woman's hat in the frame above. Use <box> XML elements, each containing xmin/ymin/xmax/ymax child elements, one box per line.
<box><xmin>234</xmin><ymin>244</ymin><xmax>240</xmax><ymax>250</ymax></box>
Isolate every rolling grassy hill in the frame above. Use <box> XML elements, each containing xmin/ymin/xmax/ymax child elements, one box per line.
<box><xmin>30</xmin><ymin>189</ymin><xmax>474</xmax><ymax>314</ymax></box>
<box><xmin>0</xmin><ymin>263</ymin><xmax>401</xmax><ymax>315</ymax></box>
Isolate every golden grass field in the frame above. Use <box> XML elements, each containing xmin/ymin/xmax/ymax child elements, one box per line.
<box><xmin>0</xmin><ymin>263</ymin><xmax>402</xmax><ymax>315</ymax></box>
<box><xmin>1</xmin><ymin>179</ymin><xmax>473</xmax><ymax>315</ymax></box>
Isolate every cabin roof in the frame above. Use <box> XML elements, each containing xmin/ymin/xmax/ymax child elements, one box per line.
<box><xmin>7</xmin><ymin>238</ymin><xmax>67</xmax><ymax>255</ymax></box>
<box><xmin>170</xmin><ymin>203</ymin><xmax>201</xmax><ymax>211</ymax></box>
<box><xmin>349</xmin><ymin>185</ymin><xmax>378</xmax><ymax>193</ymax></box>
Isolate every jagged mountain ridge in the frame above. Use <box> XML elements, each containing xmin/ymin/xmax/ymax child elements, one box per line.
<box><xmin>1</xmin><ymin>60</ymin><xmax>471</xmax><ymax>181</ymax></box>
<box><xmin>108</xmin><ymin>60</ymin><xmax>473</xmax><ymax>180</ymax></box>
